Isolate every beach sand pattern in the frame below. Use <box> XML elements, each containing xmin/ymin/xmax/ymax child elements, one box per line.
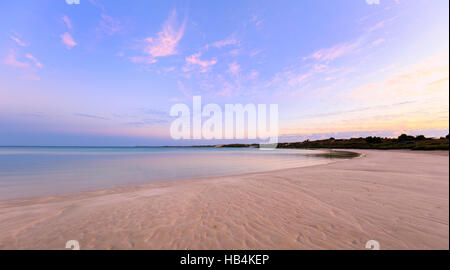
<box><xmin>0</xmin><ymin>150</ymin><xmax>448</xmax><ymax>249</ymax></box>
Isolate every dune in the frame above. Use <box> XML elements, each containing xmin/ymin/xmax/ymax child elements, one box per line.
<box><xmin>0</xmin><ymin>149</ymin><xmax>448</xmax><ymax>250</ymax></box>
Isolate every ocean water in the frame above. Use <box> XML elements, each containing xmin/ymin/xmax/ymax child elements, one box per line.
<box><xmin>0</xmin><ymin>147</ymin><xmax>337</xmax><ymax>200</ymax></box>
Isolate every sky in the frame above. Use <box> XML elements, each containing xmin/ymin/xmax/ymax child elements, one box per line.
<box><xmin>0</xmin><ymin>0</ymin><xmax>448</xmax><ymax>146</ymax></box>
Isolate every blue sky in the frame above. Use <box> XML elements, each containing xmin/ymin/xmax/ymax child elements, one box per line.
<box><xmin>0</xmin><ymin>0</ymin><xmax>448</xmax><ymax>146</ymax></box>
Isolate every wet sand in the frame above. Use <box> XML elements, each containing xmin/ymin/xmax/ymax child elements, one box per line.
<box><xmin>0</xmin><ymin>149</ymin><xmax>448</xmax><ymax>249</ymax></box>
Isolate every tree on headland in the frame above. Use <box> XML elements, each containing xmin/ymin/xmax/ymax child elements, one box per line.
<box><xmin>398</xmin><ymin>134</ymin><xmax>415</xmax><ymax>142</ymax></box>
<box><xmin>415</xmin><ymin>135</ymin><xmax>426</xmax><ymax>140</ymax></box>
<box><xmin>365</xmin><ymin>136</ymin><xmax>382</xmax><ymax>143</ymax></box>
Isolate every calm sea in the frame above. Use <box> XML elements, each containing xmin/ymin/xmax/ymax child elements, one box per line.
<box><xmin>0</xmin><ymin>147</ymin><xmax>336</xmax><ymax>199</ymax></box>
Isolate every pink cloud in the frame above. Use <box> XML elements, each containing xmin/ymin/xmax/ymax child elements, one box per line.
<box><xmin>185</xmin><ymin>52</ymin><xmax>217</xmax><ymax>72</ymax></box>
<box><xmin>368</xmin><ymin>16</ymin><xmax>398</xmax><ymax>32</ymax></box>
<box><xmin>98</xmin><ymin>13</ymin><xmax>122</xmax><ymax>35</ymax></box>
<box><xmin>371</xmin><ymin>38</ymin><xmax>385</xmax><ymax>46</ymax></box>
<box><xmin>206</xmin><ymin>37</ymin><xmax>238</xmax><ymax>49</ymax></box>
<box><xmin>88</xmin><ymin>0</ymin><xmax>105</xmax><ymax>11</ymax></box>
<box><xmin>249</xmin><ymin>49</ymin><xmax>262</xmax><ymax>58</ymax></box>
<box><xmin>248</xmin><ymin>70</ymin><xmax>259</xmax><ymax>80</ymax></box>
<box><xmin>177</xmin><ymin>80</ymin><xmax>192</xmax><ymax>98</ymax></box>
<box><xmin>303</xmin><ymin>38</ymin><xmax>363</xmax><ymax>62</ymax></box>
<box><xmin>169</xmin><ymin>97</ymin><xmax>183</xmax><ymax>102</ymax></box>
<box><xmin>10</xmin><ymin>34</ymin><xmax>28</xmax><ymax>47</ymax></box>
<box><xmin>250</xmin><ymin>14</ymin><xmax>263</xmax><ymax>27</ymax></box>
<box><xmin>25</xmin><ymin>53</ymin><xmax>43</xmax><ymax>68</ymax></box>
<box><xmin>4</xmin><ymin>51</ymin><xmax>29</xmax><ymax>68</ymax></box>
<box><xmin>62</xmin><ymin>15</ymin><xmax>73</xmax><ymax>29</ymax></box>
<box><xmin>129</xmin><ymin>56</ymin><xmax>157</xmax><ymax>64</ymax></box>
<box><xmin>4</xmin><ymin>51</ymin><xmax>41</xmax><ymax>81</ymax></box>
<box><xmin>133</xmin><ymin>10</ymin><xmax>185</xmax><ymax>64</ymax></box>
<box><xmin>228</xmin><ymin>61</ymin><xmax>240</xmax><ymax>75</ymax></box>
<box><xmin>60</xmin><ymin>32</ymin><xmax>77</xmax><ymax>49</ymax></box>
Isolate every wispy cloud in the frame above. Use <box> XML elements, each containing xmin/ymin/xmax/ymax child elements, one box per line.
<box><xmin>266</xmin><ymin>13</ymin><xmax>395</xmax><ymax>99</ymax></box>
<box><xmin>180</xmin><ymin>34</ymin><xmax>239</xmax><ymax>75</ymax></box>
<box><xmin>4</xmin><ymin>51</ymin><xmax>42</xmax><ymax>80</ymax></box>
<box><xmin>10</xmin><ymin>34</ymin><xmax>28</xmax><ymax>47</ymax></box>
<box><xmin>88</xmin><ymin>0</ymin><xmax>122</xmax><ymax>35</ymax></box>
<box><xmin>60</xmin><ymin>32</ymin><xmax>77</xmax><ymax>49</ymax></box>
<box><xmin>62</xmin><ymin>15</ymin><xmax>73</xmax><ymax>30</ymax></box>
<box><xmin>303</xmin><ymin>15</ymin><xmax>394</xmax><ymax>64</ymax></box>
<box><xmin>144</xmin><ymin>11</ymin><xmax>185</xmax><ymax>57</ymax></box>
<box><xmin>283</xmin><ymin>52</ymin><xmax>449</xmax><ymax>136</ymax></box>
<box><xmin>4</xmin><ymin>51</ymin><xmax>29</xmax><ymax>68</ymax></box>
<box><xmin>303</xmin><ymin>37</ymin><xmax>365</xmax><ymax>63</ymax></box>
<box><xmin>88</xmin><ymin>0</ymin><xmax>105</xmax><ymax>10</ymax></box>
<box><xmin>98</xmin><ymin>13</ymin><xmax>122</xmax><ymax>35</ymax></box>
<box><xmin>250</xmin><ymin>14</ymin><xmax>263</xmax><ymax>27</ymax></box>
<box><xmin>74</xmin><ymin>113</ymin><xmax>110</xmax><ymax>120</ymax></box>
<box><xmin>206</xmin><ymin>36</ymin><xmax>239</xmax><ymax>49</ymax></box>
<box><xmin>120</xmin><ymin>108</ymin><xmax>171</xmax><ymax>127</ymax></box>
<box><xmin>248</xmin><ymin>70</ymin><xmax>259</xmax><ymax>80</ymax></box>
<box><xmin>228</xmin><ymin>61</ymin><xmax>240</xmax><ymax>75</ymax></box>
<box><xmin>129</xmin><ymin>56</ymin><xmax>157</xmax><ymax>64</ymax></box>
<box><xmin>131</xmin><ymin>9</ymin><xmax>186</xmax><ymax>64</ymax></box>
<box><xmin>271</xmin><ymin>24</ymin><xmax>388</xmax><ymax>96</ymax></box>
<box><xmin>249</xmin><ymin>49</ymin><xmax>263</xmax><ymax>58</ymax></box>
<box><xmin>350</xmin><ymin>53</ymin><xmax>449</xmax><ymax>102</ymax></box>
<box><xmin>123</xmin><ymin>118</ymin><xmax>168</xmax><ymax>127</ymax></box>
<box><xmin>184</xmin><ymin>52</ymin><xmax>217</xmax><ymax>72</ymax></box>
<box><xmin>176</xmin><ymin>80</ymin><xmax>192</xmax><ymax>98</ymax></box>
<box><xmin>25</xmin><ymin>53</ymin><xmax>43</xmax><ymax>68</ymax></box>
<box><xmin>371</xmin><ymin>38</ymin><xmax>385</xmax><ymax>46</ymax></box>
<box><xmin>18</xmin><ymin>112</ymin><xmax>47</xmax><ymax>118</ymax></box>
<box><xmin>293</xmin><ymin>101</ymin><xmax>416</xmax><ymax>120</ymax></box>
<box><xmin>367</xmin><ymin>16</ymin><xmax>398</xmax><ymax>32</ymax></box>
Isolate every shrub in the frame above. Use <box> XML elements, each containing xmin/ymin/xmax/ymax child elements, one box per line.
<box><xmin>398</xmin><ymin>134</ymin><xmax>415</xmax><ymax>141</ymax></box>
<box><xmin>365</xmin><ymin>136</ymin><xmax>382</xmax><ymax>143</ymax></box>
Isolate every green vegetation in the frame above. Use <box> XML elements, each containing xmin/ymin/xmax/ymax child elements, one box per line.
<box><xmin>219</xmin><ymin>134</ymin><xmax>449</xmax><ymax>151</ymax></box>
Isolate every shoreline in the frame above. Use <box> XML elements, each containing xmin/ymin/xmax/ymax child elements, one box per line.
<box><xmin>0</xmin><ymin>149</ymin><xmax>448</xmax><ymax>249</ymax></box>
<box><xmin>0</xmin><ymin>148</ymin><xmax>349</xmax><ymax>201</ymax></box>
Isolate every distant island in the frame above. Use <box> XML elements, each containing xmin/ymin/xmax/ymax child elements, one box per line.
<box><xmin>216</xmin><ymin>134</ymin><xmax>450</xmax><ymax>151</ymax></box>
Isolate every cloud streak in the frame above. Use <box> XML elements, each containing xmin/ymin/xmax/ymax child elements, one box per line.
<box><xmin>350</xmin><ymin>53</ymin><xmax>449</xmax><ymax>102</ymax></box>
<box><xmin>60</xmin><ymin>32</ymin><xmax>77</xmax><ymax>49</ymax></box>
<box><xmin>303</xmin><ymin>37</ymin><xmax>364</xmax><ymax>63</ymax></box>
<box><xmin>25</xmin><ymin>54</ymin><xmax>43</xmax><ymax>68</ymax></box>
<box><xmin>4</xmin><ymin>51</ymin><xmax>42</xmax><ymax>80</ymax></box>
<box><xmin>62</xmin><ymin>15</ymin><xmax>73</xmax><ymax>30</ymax></box>
<box><xmin>4</xmin><ymin>51</ymin><xmax>29</xmax><ymax>68</ymax></box>
<box><xmin>184</xmin><ymin>53</ymin><xmax>217</xmax><ymax>72</ymax></box>
<box><xmin>98</xmin><ymin>13</ymin><xmax>122</xmax><ymax>35</ymax></box>
<box><xmin>74</xmin><ymin>113</ymin><xmax>110</xmax><ymax>120</ymax></box>
<box><xmin>228</xmin><ymin>61</ymin><xmax>240</xmax><ymax>75</ymax></box>
<box><xmin>206</xmin><ymin>36</ymin><xmax>238</xmax><ymax>49</ymax></box>
<box><xmin>10</xmin><ymin>34</ymin><xmax>28</xmax><ymax>47</ymax></box>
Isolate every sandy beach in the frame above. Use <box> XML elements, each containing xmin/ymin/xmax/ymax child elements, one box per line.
<box><xmin>0</xmin><ymin>149</ymin><xmax>448</xmax><ymax>250</ymax></box>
